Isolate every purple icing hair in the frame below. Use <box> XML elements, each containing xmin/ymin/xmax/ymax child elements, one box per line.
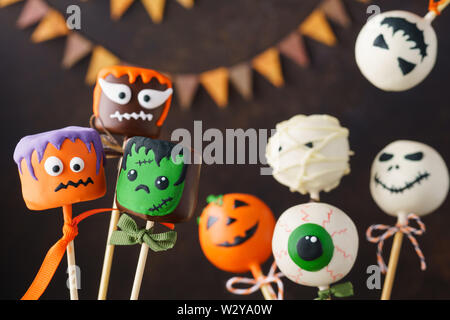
<box><xmin>13</xmin><ymin>126</ymin><xmax>105</xmax><ymax>180</ymax></box>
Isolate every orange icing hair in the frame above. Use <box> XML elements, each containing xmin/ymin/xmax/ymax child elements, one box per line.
<box><xmin>92</xmin><ymin>66</ymin><xmax>173</xmax><ymax>127</ymax></box>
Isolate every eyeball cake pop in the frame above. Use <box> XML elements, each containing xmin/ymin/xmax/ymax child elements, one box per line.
<box><xmin>370</xmin><ymin>140</ymin><xmax>449</xmax><ymax>217</ymax></box>
<box><xmin>115</xmin><ymin>136</ymin><xmax>201</xmax><ymax>223</ymax></box>
<box><xmin>93</xmin><ymin>66</ymin><xmax>173</xmax><ymax>138</ymax></box>
<box><xmin>355</xmin><ymin>10</ymin><xmax>438</xmax><ymax>91</ymax></box>
<box><xmin>266</xmin><ymin>114</ymin><xmax>351</xmax><ymax>199</ymax></box>
<box><xmin>272</xmin><ymin>202</ymin><xmax>358</xmax><ymax>298</ymax></box>
<box><xmin>199</xmin><ymin>194</ymin><xmax>282</xmax><ymax>300</ymax></box>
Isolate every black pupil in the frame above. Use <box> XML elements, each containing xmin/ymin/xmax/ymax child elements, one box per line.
<box><xmin>128</xmin><ymin>169</ymin><xmax>137</xmax><ymax>181</ymax></box>
<box><xmin>73</xmin><ymin>164</ymin><xmax>81</xmax><ymax>171</ymax></box>
<box><xmin>155</xmin><ymin>176</ymin><xmax>169</xmax><ymax>190</ymax></box>
<box><xmin>52</xmin><ymin>165</ymin><xmax>60</xmax><ymax>173</ymax></box>
<box><xmin>119</xmin><ymin>92</ymin><xmax>126</xmax><ymax>99</ymax></box>
<box><xmin>297</xmin><ymin>235</ymin><xmax>323</xmax><ymax>261</ymax></box>
<box><xmin>144</xmin><ymin>95</ymin><xmax>151</xmax><ymax>102</ymax></box>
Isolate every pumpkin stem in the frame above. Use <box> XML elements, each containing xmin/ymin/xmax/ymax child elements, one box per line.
<box><xmin>206</xmin><ymin>194</ymin><xmax>224</xmax><ymax>205</ymax></box>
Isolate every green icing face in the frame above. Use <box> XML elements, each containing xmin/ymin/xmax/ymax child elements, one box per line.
<box><xmin>116</xmin><ymin>144</ymin><xmax>185</xmax><ymax>216</ymax></box>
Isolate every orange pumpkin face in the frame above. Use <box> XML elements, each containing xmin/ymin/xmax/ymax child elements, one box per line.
<box><xmin>199</xmin><ymin>193</ymin><xmax>275</xmax><ymax>273</ymax></box>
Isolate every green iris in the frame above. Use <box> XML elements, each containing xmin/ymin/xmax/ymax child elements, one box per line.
<box><xmin>288</xmin><ymin>223</ymin><xmax>334</xmax><ymax>272</ymax></box>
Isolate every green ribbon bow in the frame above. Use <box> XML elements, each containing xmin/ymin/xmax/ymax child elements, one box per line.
<box><xmin>109</xmin><ymin>214</ymin><xmax>177</xmax><ymax>252</ymax></box>
<box><xmin>206</xmin><ymin>194</ymin><xmax>223</xmax><ymax>206</ymax></box>
<box><xmin>315</xmin><ymin>282</ymin><xmax>354</xmax><ymax>300</ymax></box>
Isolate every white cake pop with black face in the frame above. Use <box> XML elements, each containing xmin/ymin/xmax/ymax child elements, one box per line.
<box><xmin>266</xmin><ymin>115</ymin><xmax>351</xmax><ymax>198</ymax></box>
<box><xmin>370</xmin><ymin>140</ymin><xmax>449</xmax><ymax>217</ymax></box>
<box><xmin>272</xmin><ymin>202</ymin><xmax>358</xmax><ymax>288</ymax></box>
<box><xmin>355</xmin><ymin>11</ymin><xmax>437</xmax><ymax>91</ymax></box>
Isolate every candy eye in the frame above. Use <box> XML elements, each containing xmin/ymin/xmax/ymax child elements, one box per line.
<box><xmin>98</xmin><ymin>78</ymin><xmax>132</xmax><ymax>105</ymax></box>
<box><xmin>127</xmin><ymin>169</ymin><xmax>138</xmax><ymax>181</ymax></box>
<box><xmin>288</xmin><ymin>223</ymin><xmax>334</xmax><ymax>271</ymax></box>
<box><xmin>70</xmin><ymin>157</ymin><xmax>84</xmax><ymax>173</ymax></box>
<box><xmin>379</xmin><ymin>152</ymin><xmax>393</xmax><ymax>162</ymax></box>
<box><xmin>405</xmin><ymin>152</ymin><xmax>423</xmax><ymax>161</ymax></box>
<box><xmin>155</xmin><ymin>176</ymin><xmax>169</xmax><ymax>190</ymax></box>
<box><xmin>137</xmin><ymin>88</ymin><xmax>173</xmax><ymax>109</ymax></box>
<box><xmin>44</xmin><ymin>156</ymin><xmax>64</xmax><ymax>176</ymax></box>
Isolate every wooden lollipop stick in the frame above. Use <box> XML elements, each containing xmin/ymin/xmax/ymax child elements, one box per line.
<box><xmin>62</xmin><ymin>205</ymin><xmax>79</xmax><ymax>300</ymax></box>
<box><xmin>249</xmin><ymin>264</ymin><xmax>277</xmax><ymax>300</ymax></box>
<box><xmin>130</xmin><ymin>220</ymin><xmax>155</xmax><ymax>300</ymax></box>
<box><xmin>380</xmin><ymin>213</ymin><xmax>407</xmax><ymax>300</ymax></box>
<box><xmin>381</xmin><ymin>231</ymin><xmax>404</xmax><ymax>300</ymax></box>
<box><xmin>98</xmin><ymin>139</ymin><xmax>127</xmax><ymax>300</ymax></box>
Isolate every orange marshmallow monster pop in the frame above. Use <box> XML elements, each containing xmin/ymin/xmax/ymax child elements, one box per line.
<box><xmin>14</xmin><ymin>126</ymin><xmax>111</xmax><ymax>300</ymax></box>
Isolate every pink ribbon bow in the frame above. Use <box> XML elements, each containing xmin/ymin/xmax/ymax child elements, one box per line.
<box><xmin>366</xmin><ymin>213</ymin><xmax>426</xmax><ymax>274</ymax></box>
<box><xmin>226</xmin><ymin>262</ymin><xmax>284</xmax><ymax>300</ymax></box>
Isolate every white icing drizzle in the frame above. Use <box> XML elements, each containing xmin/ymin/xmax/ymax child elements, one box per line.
<box><xmin>110</xmin><ymin>111</ymin><xmax>154</xmax><ymax>122</ymax></box>
<box><xmin>266</xmin><ymin>114</ymin><xmax>352</xmax><ymax>196</ymax></box>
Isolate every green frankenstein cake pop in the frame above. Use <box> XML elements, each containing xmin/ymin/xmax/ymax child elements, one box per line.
<box><xmin>116</xmin><ymin>136</ymin><xmax>201</xmax><ymax>223</ymax></box>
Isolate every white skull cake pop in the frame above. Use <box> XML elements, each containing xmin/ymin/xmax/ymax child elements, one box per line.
<box><xmin>355</xmin><ymin>10</ymin><xmax>437</xmax><ymax>92</ymax></box>
<box><xmin>370</xmin><ymin>140</ymin><xmax>449</xmax><ymax>217</ymax></box>
<box><xmin>272</xmin><ymin>202</ymin><xmax>358</xmax><ymax>289</ymax></box>
<box><xmin>266</xmin><ymin>114</ymin><xmax>351</xmax><ymax>199</ymax></box>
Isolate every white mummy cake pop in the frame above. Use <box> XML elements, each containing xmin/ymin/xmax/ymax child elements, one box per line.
<box><xmin>355</xmin><ymin>10</ymin><xmax>437</xmax><ymax>91</ymax></box>
<box><xmin>266</xmin><ymin>114</ymin><xmax>351</xmax><ymax>199</ymax></box>
<box><xmin>370</xmin><ymin>140</ymin><xmax>449</xmax><ymax>217</ymax></box>
<box><xmin>272</xmin><ymin>202</ymin><xmax>358</xmax><ymax>296</ymax></box>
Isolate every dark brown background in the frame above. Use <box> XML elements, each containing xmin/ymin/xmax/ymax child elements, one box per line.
<box><xmin>1</xmin><ymin>0</ymin><xmax>449</xmax><ymax>300</ymax></box>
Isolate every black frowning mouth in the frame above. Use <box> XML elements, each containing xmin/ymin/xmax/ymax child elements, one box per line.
<box><xmin>148</xmin><ymin>197</ymin><xmax>173</xmax><ymax>213</ymax></box>
<box><xmin>374</xmin><ymin>171</ymin><xmax>430</xmax><ymax>194</ymax></box>
<box><xmin>217</xmin><ymin>222</ymin><xmax>259</xmax><ymax>247</ymax></box>
<box><xmin>55</xmin><ymin>177</ymin><xmax>94</xmax><ymax>192</ymax></box>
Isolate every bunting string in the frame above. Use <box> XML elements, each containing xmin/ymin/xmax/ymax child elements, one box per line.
<box><xmin>1</xmin><ymin>0</ymin><xmax>354</xmax><ymax>108</ymax></box>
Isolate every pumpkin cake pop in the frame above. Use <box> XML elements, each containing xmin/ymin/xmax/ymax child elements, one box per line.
<box><xmin>199</xmin><ymin>194</ymin><xmax>283</xmax><ymax>300</ymax></box>
<box><xmin>272</xmin><ymin>202</ymin><xmax>358</xmax><ymax>299</ymax></box>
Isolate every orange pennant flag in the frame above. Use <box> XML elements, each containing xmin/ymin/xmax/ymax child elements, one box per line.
<box><xmin>176</xmin><ymin>0</ymin><xmax>194</xmax><ymax>9</ymax></box>
<box><xmin>278</xmin><ymin>32</ymin><xmax>309</xmax><ymax>68</ymax></box>
<box><xmin>229</xmin><ymin>63</ymin><xmax>253</xmax><ymax>100</ymax></box>
<box><xmin>299</xmin><ymin>9</ymin><xmax>337</xmax><ymax>46</ymax></box>
<box><xmin>16</xmin><ymin>0</ymin><xmax>49</xmax><ymax>29</ymax></box>
<box><xmin>252</xmin><ymin>47</ymin><xmax>284</xmax><ymax>88</ymax></box>
<box><xmin>141</xmin><ymin>0</ymin><xmax>166</xmax><ymax>23</ymax></box>
<box><xmin>174</xmin><ymin>74</ymin><xmax>200</xmax><ymax>110</ymax></box>
<box><xmin>200</xmin><ymin>67</ymin><xmax>229</xmax><ymax>108</ymax></box>
<box><xmin>110</xmin><ymin>0</ymin><xmax>135</xmax><ymax>21</ymax></box>
<box><xmin>85</xmin><ymin>46</ymin><xmax>120</xmax><ymax>85</ymax></box>
<box><xmin>31</xmin><ymin>9</ymin><xmax>69</xmax><ymax>43</ymax></box>
<box><xmin>62</xmin><ymin>33</ymin><xmax>93</xmax><ymax>69</ymax></box>
<box><xmin>320</xmin><ymin>0</ymin><xmax>351</xmax><ymax>28</ymax></box>
<box><xmin>0</xmin><ymin>0</ymin><xmax>22</xmax><ymax>8</ymax></box>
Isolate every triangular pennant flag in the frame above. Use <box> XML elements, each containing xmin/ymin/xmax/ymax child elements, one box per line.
<box><xmin>320</xmin><ymin>0</ymin><xmax>351</xmax><ymax>28</ymax></box>
<box><xmin>252</xmin><ymin>47</ymin><xmax>284</xmax><ymax>88</ymax></box>
<box><xmin>176</xmin><ymin>0</ymin><xmax>194</xmax><ymax>9</ymax></box>
<box><xmin>229</xmin><ymin>63</ymin><xmax>253</xmax><ymax>100</ymax></box>
<box><xmin>299</xmin><ymin>9</ymin><xmax>337</xmax><ymax>46</ymax></box>
<box><xmin>141</xmin><ymin>0</ymin><xmax>166</xmax><ymax>24</ymax></box>
<box><xmin>85</xmin><ymin>46</ymin><xmax>120</xmax><ymax>85</ymax></box>
<box><xmin>31</xmin><ymin>9</ymin><xmax>69</xmax><ymax>43</ymax></box>
<box><xmin>62</xmin><ymin>32</ymin><xmax>94</xmax><ymax>69</ymax></box>
<box><xmin>200</xmin><ymin>67</ymin><xmax>229</xmax><ymax>108</ymax></box>
<box><xmin>110</xmin><ymin>0</ymin><xmax>135</xmax><ymax>21</ymax></box>
<box><xmin>174</xmin><ymin>74</ymin><xmax>199</xmax><ymax>110</ymax></box>
<box><xmin>278</xmin><ymin>32</ymin><xmax>309</xmax><ymax>68</ymax></box>
<box><xmin>0</xmin><ymin>0</ymin><xmax>22</xmax><ymax>8</ymax></box>
<box><xmin>16</xmin><ymin>0</ymin><xmax>49</xmax><ymax>29</ymax></box>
